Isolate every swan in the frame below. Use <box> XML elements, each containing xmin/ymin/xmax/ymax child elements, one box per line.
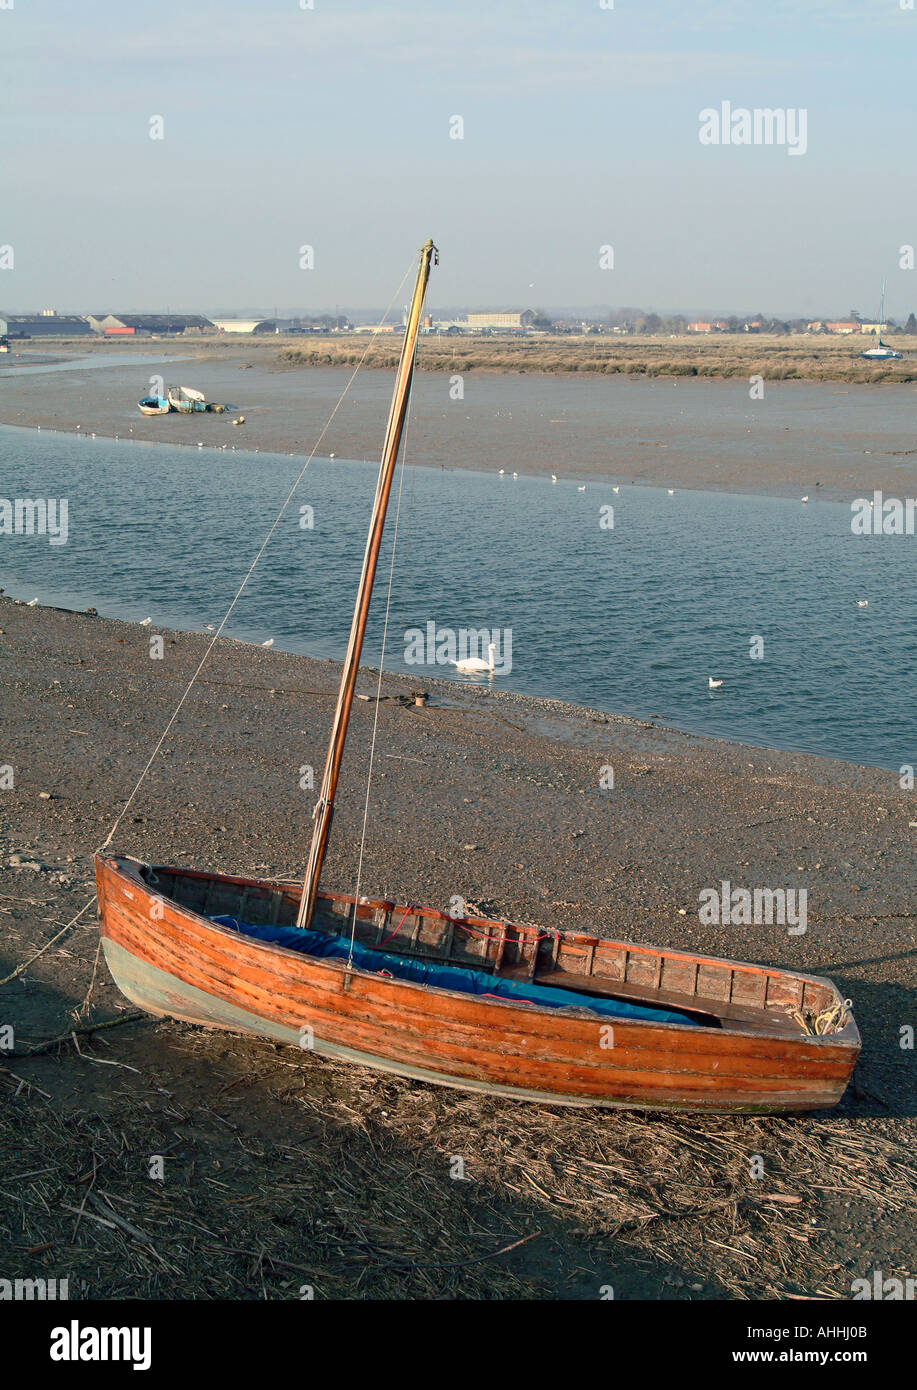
<box><xmin>708</xmin><ymin>677</ymin><xmax>724</xmax><ymax>689</ymax></box>
<box><xmin>452</xmin><ymin>642</ymin><xmax>496</xmax><ymax>674</ymax></box>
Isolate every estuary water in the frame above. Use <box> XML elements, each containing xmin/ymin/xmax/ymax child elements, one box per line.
<box><xmin>1</xmin><ymin>424</ymin><xmax>914</xmax><ymax>770</ymax></box>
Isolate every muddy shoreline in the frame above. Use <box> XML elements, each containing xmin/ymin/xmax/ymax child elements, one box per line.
<box><xmin>3</xmin><ymin>344</ymin><xmax>917</xmax><ymax>499</ymax></box>
<box><xmin>0</xmin><ymin>595</ymin><xmax>915</xmax><ymax>1299</ymax></box>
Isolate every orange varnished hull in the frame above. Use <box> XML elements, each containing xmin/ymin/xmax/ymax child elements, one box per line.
<box><xmin>95</xmin><ymin>855</ymin><xmax>860</xmax><ymax>1112</ymax></box>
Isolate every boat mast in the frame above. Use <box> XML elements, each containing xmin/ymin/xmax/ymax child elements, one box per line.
<box><xmin>296</xmin><ymin>238</ymin><xmax>437</xmax><ymax>930</ymax></box>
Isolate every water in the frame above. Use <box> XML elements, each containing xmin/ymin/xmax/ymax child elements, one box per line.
<box><xmin>0</xmin><ymin>353</ymin><xmax>185</xmax><ymax>378</ymax></box>
<box><xmin>1</xmin><ymin>424</ymin><xmax>914</xmax><ymax>770</ymax></box>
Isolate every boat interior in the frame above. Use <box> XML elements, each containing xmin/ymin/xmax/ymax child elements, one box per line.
<box><xmin>131</xmin><ymin>860</ymin><xmax>856</xmax><ymax>1042</ymax></box>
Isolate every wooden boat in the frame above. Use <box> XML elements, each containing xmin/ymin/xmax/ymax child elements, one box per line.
<box><xmin>138</xmin><ymin>395</ymin><xmax>170</xmax><ymax>416</ymax></box>
<box><xmin>96</xmin><ymin>239</ymin><xmax>860</xmax><ymax>1112</ymax></box>
<box><xmin>167</xmin><ymin>385</ymin><xmax>208</xmax><ymax>413</ymax></box>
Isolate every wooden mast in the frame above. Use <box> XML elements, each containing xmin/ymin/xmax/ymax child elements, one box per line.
<box><xmin>296</xmin><ymin>238</ymin><xmax>437</xmax><ymax>930</ymax></box>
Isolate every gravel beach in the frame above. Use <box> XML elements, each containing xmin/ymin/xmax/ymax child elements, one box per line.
<box><xmin>1</xmin><ymin>594</ymin><xmax>915</xmax><ymax>1299</ymax></box>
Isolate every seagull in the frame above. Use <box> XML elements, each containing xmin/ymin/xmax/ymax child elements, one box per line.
<box><xmin>330</xmin><ymin>452</ymin><xmax>335</xmax><ymax>459</ymax></box>
<box><xmin>205</xmin><ymin>624</ymin><xmax>216</xmax><ymax>632</ymax></box>
<box><xmin>450</xmin><ymin>642</ymin><xmax>496</xmax><ymax>674</ymax></box>
<box><xmin>551</xmin><ymin>474</ymin><xmax>557</xmax><ymax>483</ymax></box>
<box><xmin>801</xmin><ymin>496</ymin><xmax>809</xmax><ymax>503</ymax></box>
<box><xmin>512</xmin><ymin>472</ymin><xmax>518</xmax><ymax>479</ymax></box>
<box><xmin>197</xmin><ymin>442</ymin><xmax>204</xmax><ymax>448</ymax></box>
<box><xmin>261</xmin><ymin>638</ymin><xmax>275</xmax><ymax>648</ymax></box>
<box><xmin>139</xmin><ymin>617</ymin><xmax>152</xmax><ymax>626</ymax></box>
<box><xmin>708</xmin><ymin>677</ymin><xmax>724</xmax><ymax>689</ymax></box>
<box><xmin>27</xmin><ymin>597</ymin><xmax>39</xmax><ymax>606</ymax></box>
<box><xmin>612</xmin><ymin>486</ymin><xmax>620</xmax><ymax>493</ymax></box>
<box><xmin>857</xmin><ymin>599</ymin><xmax>869</xmax><ymax>608</ymax></box>
<box><xmin>667</xmin><ymin>488</ymin><xmax>675</xmax><ymax>495</ymax></box>
<box><xmin>498</xmin><ymin>469</ymin><xmax>505</xmax><ymax>475</ymax></box>
<box><xmin>232</xmin><ymin>416</ymin><xmax>245</xmax><ymax>427</ymax></box>
<box><xmin>577</xmin><ymin>485</ymin><xmax>586</xmax><ymax>492</ymax></box>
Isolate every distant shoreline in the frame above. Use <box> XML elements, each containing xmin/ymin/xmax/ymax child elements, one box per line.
<box><xmin>4</xmin><ymin>331</ymin><xmax>917</xmax><ymax>384</ymax></box>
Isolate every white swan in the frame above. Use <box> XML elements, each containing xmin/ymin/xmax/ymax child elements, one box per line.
<box><xmin>452</xmin><ymin>642</ymin><xmax>496</xmax><ymax>674</ymax></box>
<box><xmin>708</xmin><ymin>677</ymin><xmax>724</xmax><ymax>689</ymax></box>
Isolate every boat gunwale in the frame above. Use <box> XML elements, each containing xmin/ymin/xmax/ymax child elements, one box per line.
<box><xmin>98</xmin><ymin>854</ymin><xmax>861</xmax><ymax>1051</ymax></box>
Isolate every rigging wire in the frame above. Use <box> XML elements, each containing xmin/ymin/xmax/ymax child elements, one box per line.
<box><xmin>346</xmin><ymin>342</ymin><xmax>420</xmax><ymax>964</ymax></box>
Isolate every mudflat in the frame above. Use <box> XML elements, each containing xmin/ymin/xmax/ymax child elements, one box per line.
<box><xmin>3</xmin><ymin>339</ymin><xmax>917</xmax><ymax>498</ymax></box>
<box><xmin>1</xmin><ymin>595</ymin><xmax>915</xmax><ymax>1298</ymax></box>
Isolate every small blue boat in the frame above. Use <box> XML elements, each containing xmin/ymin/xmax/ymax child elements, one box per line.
<box><xmin>138</xmin><ymin>395</ymin><xmax>170</xmax><ymax>416</ymax></box>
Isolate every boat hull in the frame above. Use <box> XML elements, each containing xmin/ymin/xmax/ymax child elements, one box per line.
<box><xmin>95</xmin><ymin>856</ymin><xmax>860</xmax><ymax>1113</ymax></box>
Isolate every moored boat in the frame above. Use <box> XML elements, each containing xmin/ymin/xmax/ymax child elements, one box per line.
<box><xmin>96</xmin><ymin>239</ymin><xmax>861</xmax><ymax>1112</ymax></box>
<box><xmin>95</xmin><ymin>856</ymin><xmax>860</xmax><ymax>1112</ymax></box>
<box><xmin>137</xmin><ymin>395</ymin><xmax>170</xmax><ymax>415</ymax></box>
<box><xmin>167</xmin><ymin>385</ymin><xmax>208</xmax><ymax>413</ymax></box>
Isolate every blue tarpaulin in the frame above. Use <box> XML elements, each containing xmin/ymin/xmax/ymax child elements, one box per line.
<box><xmin>210</xmin><ymin>915</ymin><xmax>700</xmax><ymax>1027</ymax></box>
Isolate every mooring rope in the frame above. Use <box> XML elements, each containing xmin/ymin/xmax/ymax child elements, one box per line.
<box><xmin>95</xmin><ymin>259</ymin><xmax>415</xmax><ymax>858</ymax></box>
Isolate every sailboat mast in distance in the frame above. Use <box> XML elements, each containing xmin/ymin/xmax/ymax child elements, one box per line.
<box><xmin>296</xmin><ymin>239</ymin><xmax>438</xmax><ymax>931</ymax></box>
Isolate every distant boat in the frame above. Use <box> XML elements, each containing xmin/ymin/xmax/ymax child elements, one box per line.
<box><xmin>168</xmin><ymin>385</ymin><xmax>208</xmax><ymax>413</ymax></box>
<box><xmin>860</xmin><ymin>280</ymin><xmax>903</xmax><ymax>360</ymax></box>
<box><xmin>138</xmin><ymin>395</ymin><xmax>170</xmax><ymax>416</ymax></box>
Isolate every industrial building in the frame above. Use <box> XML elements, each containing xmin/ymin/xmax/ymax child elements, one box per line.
<box><xmin>0</xmin><ymin>311</ymin><xmax>93</xmax><ymax>338</ymax></box>
<box><xmin>87</xmin><ymin>313</ymin><xmax>213</xmax><ymax>335</ymax></box>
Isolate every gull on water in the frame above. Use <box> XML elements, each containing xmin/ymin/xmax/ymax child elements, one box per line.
<box><xmin>613</xmin><ymin>486</ymin><xmax>620</xmax><ymax>493</ymax></box>
<box><xmin>261</xmin><ymin>638</ymin><xmax>275</xmax><ymax>648</ymax></box>
<box><xmin>551</xmin><ymin>474</ymin><xmax>557</xmax><ymax>483</ymax></box>
<box><xmin>708</xmin><ymin>677</ymin><xmax>724</xmax><ymax>690</ymax></box>
<box><xmin>801</xmin><ymin>496</ymin><xmax>809</xmax><ymax>503</ymax></box>
<box><xmin>577</xmin><ymin>485</ymin><xmax>586</xmax><ymax>492</ymax></box>
<box><xmin>857</xmin><ymin>600</ymin><xmax>869</xmax><ymax>608</ymax></box>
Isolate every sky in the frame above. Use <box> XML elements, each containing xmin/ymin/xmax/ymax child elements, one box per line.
<box><xmin>1</xmin><ymin>0</ymin><xmax>916</xmax><ymax>317</ymax></box>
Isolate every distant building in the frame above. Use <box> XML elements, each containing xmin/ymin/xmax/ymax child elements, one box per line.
<box><xmin>858</xmin><ymin>322</ymin><xmax>884</xmax><ymax>337</ymax></box>
<box><xmin>1</xmin><ymin>313</ymin><xmax>93</xmax><ymax>337</ymax></box>
<box><xmin>210</xmin><ymin>318</ymin><xmax>262</xmax><ymax>334</ymax></box>
<box><xmin>806</xmin><ymin>321</ymin><xmax>824</xmax><ymax>332</ymax></box>
<box><xmin>687</xmin><ymin>321</ymin><xmax>713</xmax><ymax>333</ymax></box>
<box><xmin>88</xmin><ymin>313</ymin><xmax>212</xmax><ymax>335</ymax></box>
<box><xmin>353</xmin><ymin>323</ymin><xmax>398</xmax><ymax>333</ymax></box>
<box><xmin>465</xmin><ymin>310</ymin><xmax>534</xmax><ymax>330</ymax></box>
<box><xmin>825</xmin><ymin>321</ymin><xmax>860</xmax><ymax>335</ymax></box>
<box><xmin>743</xmin><ymin>321</ymin><xmax>763</xmax><ymax>332</ymax></box>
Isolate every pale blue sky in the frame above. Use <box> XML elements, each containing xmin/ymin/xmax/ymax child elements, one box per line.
<box><xmin>1</xmin><ymin>0</ymin><xmax>915</xmax><ymax>316</ymax></box>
